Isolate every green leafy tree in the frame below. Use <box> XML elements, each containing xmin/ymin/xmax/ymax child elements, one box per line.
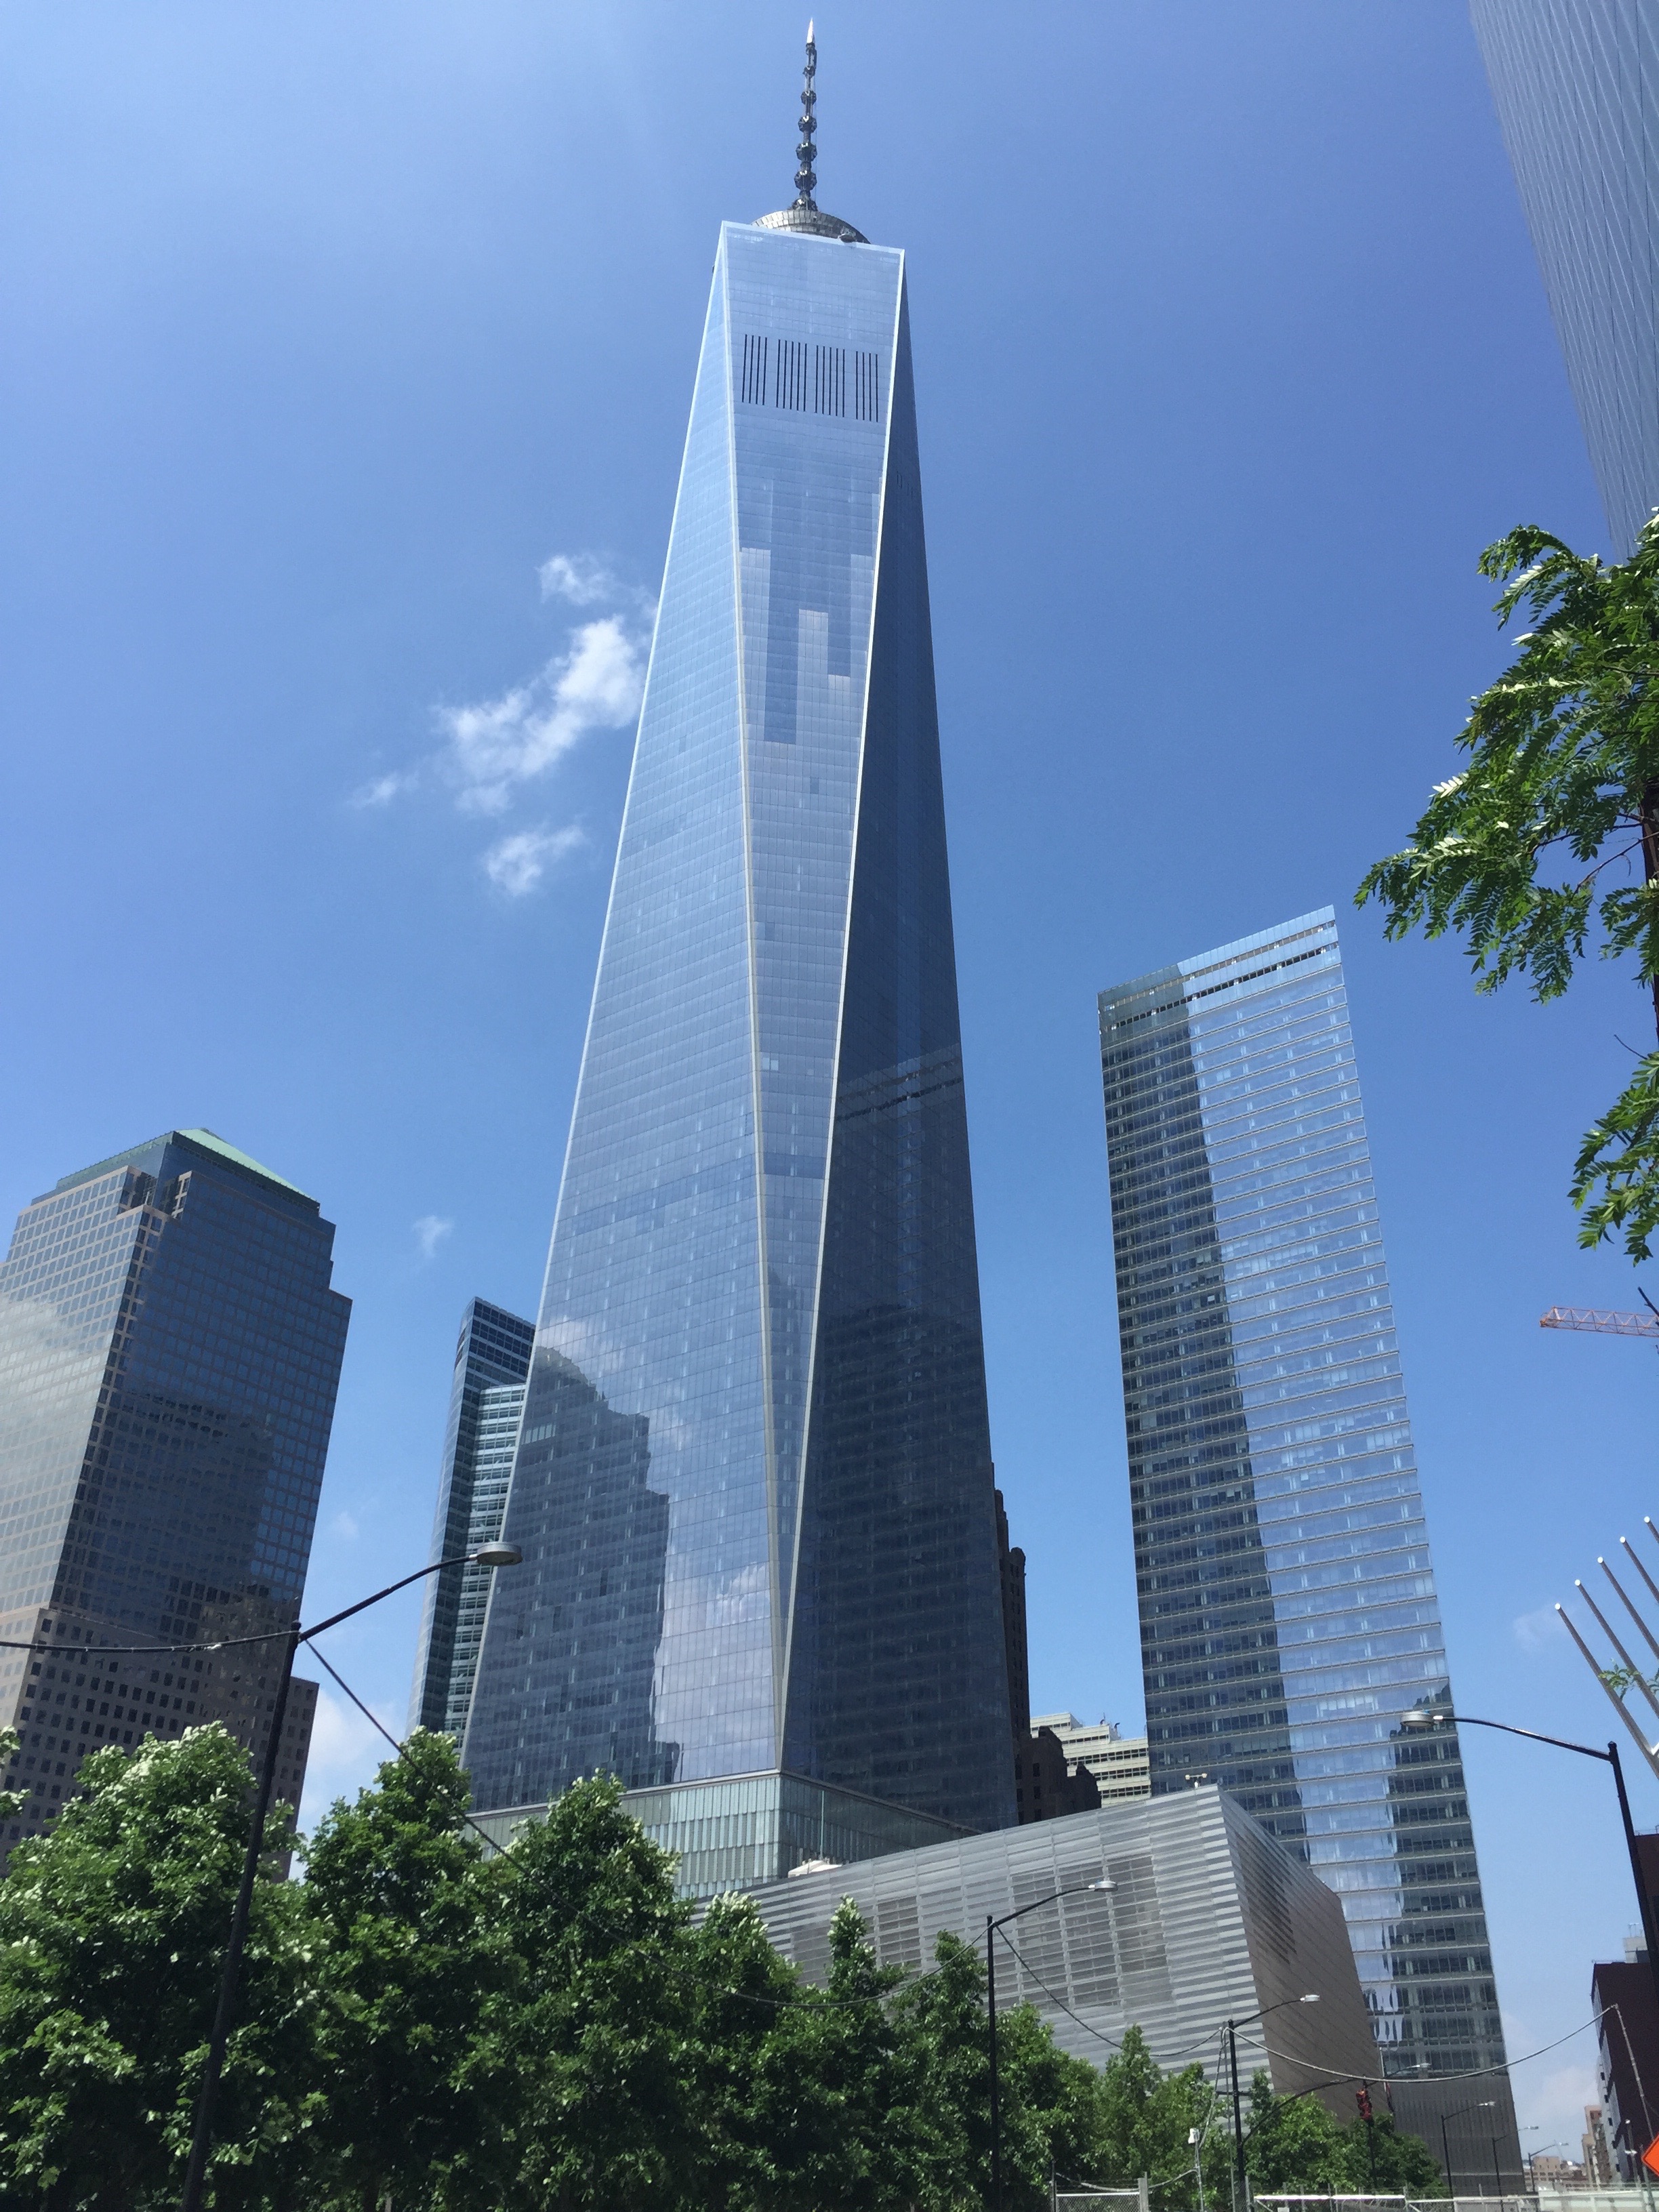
<box><xmin>480</xmin><ymin>1772</ymin><xmax>699</xmax><ymax>2212</ymax></box>
<box><xmin>683</xmin><ymin>1891</ymin><xmax>802</xmax><ymax>2212</ymax></box>
<box><xmin>1244</xmin><ymin>2074</ymin><xmax>1448</xmax><ymax>2198</ymax></box>
<box><xmin>1090</xmin><ymin>2026</ymin><xmax>1213</xmax><ymax>2204</ymax></box>
<box><xmin>747</xmin><ymin>1898</ymin><xmax>928</xmax><ymax>2212</ymax></box>
<box><xmin>0</xmin><ymin>1725</ymin><xmax>318</xmax><ymax>2212</ymax></box>
<box><xmin>1359</xmin><ymin>516</ymin><xmax>1659</xmax><ymax>1258</ymax></box>
<box><xmin>301</xmin><ymin>1727</ymin><xmax>504</xmax><ymax>2212</ymax></box>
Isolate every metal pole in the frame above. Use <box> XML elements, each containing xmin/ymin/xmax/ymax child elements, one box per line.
<box><xmin>1608</xmin><ymin>1742</ymin><xmax>1659</xmax><ymax>2028</ymax></box>
<box><xmin>179</xmin><ymin>1617</ymin><xmax>299</xmax><ymax>2212</ymax></box>
<box><xmin>989</xmin><ymin>1912</ymin><xmax>1001</xmax><ymax>2212</ymax></box>
<box><xmin>1490</xmin><ymin>2133</ymin><xmax>1502</xmax><ymax>2200</ymax></box>
<box><xmin>1441</xmin><ymin>2114</ymin><xmax>1454</xmax><ymax>2198</ymax></box>
<box><xmin>1229</xmin><ymin>2018</ymin><xmax>1246</xmax><ymax>2212</ymax></box>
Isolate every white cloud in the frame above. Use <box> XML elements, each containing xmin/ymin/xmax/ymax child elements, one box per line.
<box><xmin>350</xmin><ymin>769</ymin><xmax>417</xmax><ymax>808</ymax></box>
<box><xmin>413</xmin><ymin>1214</ymin><xmax>453</xmax><ymax>1259</ymax></box>
<box><xmin>1514</xmin><ymin>1601</ymin><xmax>1568</xmax><ymax>1654</ymax></box>
<box><xmin>539</xmin><ymin>551</ymin><xmax>618</xmax><ymax>606</ymax></box>
<box><xmin>483</xmin><ymin>822</ymin><xmax>587</xmax><ymax>896</ymax></box>
<box><xmin>329</xmin><ymin>1509</ymin><xmax>360</xmax><ymax>1541</ymax></box>
<box><xmin>296</xmin><ymin>1686</ymin><xmax>400</xmax><ymax>1835</ymax></box>
<box><xmin>438</xmin><ymin>616</ymin><xmax>645</xmax><ymax>814</ymax></box>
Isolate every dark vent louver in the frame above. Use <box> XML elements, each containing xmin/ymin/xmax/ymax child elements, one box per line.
<box><xmin>775</xmin><ymin>338</ymin><xmax>808</xmax><ymax>410</ymax></box>
<box><xmin>854</xmin><ymin>350</ymin><xmax>880</xmax><ymax>422</ymax></box>
<box><xmin>814</xmin><ymin>344</ymin><xmax>846</xmax><ymax>415</ymax></box>
<box><xmin>741</xmin><ymin>333</ymin><xmax>770</xmax><ymax>407</ymax></box>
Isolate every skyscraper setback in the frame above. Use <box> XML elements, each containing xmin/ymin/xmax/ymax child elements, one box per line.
<box><xmin>461</xmin><ymin>46</ymin><xmax>1015</xmax><ymax>1885</ymax></box>
<box><xmin>1098</xmin><ymin>912</ymin><xmax>1519</xmax><ymax>2170</ymax></box>
<box><xmin>0</xmin><ymin>1128</ymin><xmax>350</xmax><ymax>1856</ymax></box>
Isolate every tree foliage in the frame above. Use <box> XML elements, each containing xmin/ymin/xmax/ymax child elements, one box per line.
<box><xmin>1358</xmin><ymin>516</ymin><xmax>1659</xmax><ymax>1257</ymax></box>
<box><xmin>0</xmin><ymin>1727</ymin><xmax>1448</xmax><ymax>2212</ymax></box>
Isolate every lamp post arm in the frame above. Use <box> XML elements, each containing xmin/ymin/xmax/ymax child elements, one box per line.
<box><xmin>298</xmin><ymin>1549</ymin><xmax>486</xmax><ymax>1645</ymax></box>
<box><xmin>1426</xmin><ymin>1709</ymin><xmax>1612</xmax><ymax>1763</ymax></box>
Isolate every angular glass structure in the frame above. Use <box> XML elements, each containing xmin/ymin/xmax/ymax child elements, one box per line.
<box><xmin>463</xmin><ymin>186</ymin><xmax>1014</xmax><ymax>1872</ymax></box>
<box><xmin>1471</xmin><ymin>0</ymin><xmax>1659</xmax><ymax>553</ymax></box>
<box><xmin>0</xmin><ymin>1128</ymin><xmax>350</xmax><ymax>1857</ymax></box>
<box><xmin>411</xmin><ymin>1298</ymin><xmax>534</xmax><ymax>1737</ymax></box>
<box><xmin>1099</xmin><ymin>912</ymin><xmax>1520</xmax><ymax>2171</ymax></box>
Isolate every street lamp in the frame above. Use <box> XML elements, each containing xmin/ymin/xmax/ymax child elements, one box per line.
<box><xmin>178</xmin><ymin>1542</ymin><xmax>523</xmax><ymax>2212</ymax></box>
<box><xmin>1438</xmin><ymin>2098</ymin><xmax>1496</xmax><ymax>2196</ymax></box>
<box><xmin>1223</xmin><ymin>1995</ymin><xmax>1320</xmax><ymax>2212</ymax></box>
<box><xmin>986</xmin><ymin>1878</ymin><xmax>1114</xmax><ymax>2212</ymax></box>
<box><xmin>1401</xmin><ymin>1706</ymin><xmax>1659</xmax><ymax>2026</ymax></box>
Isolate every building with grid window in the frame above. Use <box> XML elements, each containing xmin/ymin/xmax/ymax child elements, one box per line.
<box><xmin>411</xmin><ymin>1298</ymin><xmax>534</xmax><ymax>1737</ymax></box>
<box><xmin>1471</xmin><ymin>0</ymin><xmax>1659</xmax><ymax>554</ymax></box>
<box><xmin>1097</xmin><ymin>910</ymin><xmax>1519</xmax><ymax>2174</ymax></box>
<box><xmin>459</xmin><ymin>60</ymin><xmax>1015</xmax><ymax>1879</ymax></box>
<box><xmin>0</xmin><ymin>1128</ymin><xmax>349</xmax><ymax>1858</ymax></box>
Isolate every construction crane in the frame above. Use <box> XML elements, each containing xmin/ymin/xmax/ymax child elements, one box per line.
<box><xmin>1540</xmin><ymin>1305</ymin><xmax>1659</xmax><ymax>1339</ymax></box>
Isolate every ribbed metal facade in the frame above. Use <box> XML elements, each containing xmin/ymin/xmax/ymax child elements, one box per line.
<box><xmin>743</xmin><ymin>1786</ymin><xmax>1378</xmax><ymax>2111</ymax></box>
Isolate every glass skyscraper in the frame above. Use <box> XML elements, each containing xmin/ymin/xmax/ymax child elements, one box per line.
<box><xmin>1099</xmin><ymin>912</ymin><xmax>1519</xmax><ymax>2169</ymax></box>
<box><xmin>461</xmin><ymin>103</ymin><xmax>1015</xmax><ymax>1885</ymax></box>
<box><xmin>1471</xmin><ymin>0</ymin><xmax>1659</xmax><ymax>552</ymax></box>
<box><xmin>0</xmin><ymin>1128</ymin><xmax>350</xmax><ymax>1856</ymax></box>
<box><xmin>411</xmin><ymin>1297</ymin><xmax>535</xmax><ymax>1738</ymax></box>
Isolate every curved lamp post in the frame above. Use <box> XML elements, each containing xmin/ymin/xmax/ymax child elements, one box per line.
<box><xmin>1223</xmin><ymin>1994</ymin><xmax>1320</xmax><ymax>2211</ymax></box>
<box><xmin>179</xmin><ymin>1541</ymin><xmax>523</xmax><ymax>2212</ymax></box>
<box><xmin>986</xmin><ymin>1879</ymin><xmax>1113</xmax><ymax>2212</ymax></box>
<box><xmin>1437</xmin><ymin>2097</ymin><xmax>1496</xmax><ymax>2196</ymax></box>
<box><xmin>1402</xmin><ymin>1708</ymin><xmax>1659</xmax><ymax>2028</ymax></box>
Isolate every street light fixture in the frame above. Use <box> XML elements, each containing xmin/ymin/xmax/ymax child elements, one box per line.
<box><xmin>985</xmin><ymin>1878</ymin><xmax>1114</xmax><ymax>2212</ymax></box>
<box><xmin>1223</xmin><ymin>1995</ymin><xmax>1320</xmax><ymax>2212</ymax></box>
<box><xmin>1437</xmin><ymin>2098</ymin><xmax>1496</xmax><ymax>2196</ymax></box>
<box><xmin>1401</xmin><ymin>1706</ymin><xmax>1659</xmax><ymax>2026</ymax></box>
<box><xmin>178</xmin><ymin>1541</ymin><xmax>523</xmax><ymax>2212</ymax></box>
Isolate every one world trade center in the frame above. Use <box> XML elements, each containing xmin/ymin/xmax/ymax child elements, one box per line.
<box><xmin>462</xmin><ymin>37</ymin><xmax>1016</xmax><ymax>1889</ymax></box>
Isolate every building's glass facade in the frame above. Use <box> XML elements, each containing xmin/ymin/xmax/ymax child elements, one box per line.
<box><xmin>1099</xmin><ymin>914</ymin><xmax>1512</xmax><ymax>2111</ymax></box>
<box><xmin>462</xmin><ymin>212</ymin><xmax>1013</xmax><ymax>1862</ymax></box>
<box><xmin>0</xmin><ymin>1128</ymin><xmax>350</xmax><ymax>1852</ymax></box>
<box><xmin>411</xmin><ymin>1298</ymin><xmax>534</xmax><ymax>1736</ymax></box>
<box><xmin>1471</xmin><ymin>0</ymin><xmax>1659</xmax><ymax>553</ymax></box>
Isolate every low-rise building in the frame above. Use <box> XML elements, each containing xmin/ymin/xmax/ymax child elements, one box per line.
<box><xmin>742</xmin><ymin>1782</ymin><xmax>1378</xmax><ymax>2116</ymax></box>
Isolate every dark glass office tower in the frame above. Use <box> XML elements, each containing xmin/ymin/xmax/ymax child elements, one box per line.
<box><xmin>1471</xmin><ymin>0</ymin><xmax>1659</xmax><ymax>553</ymax></box>
<box><xmin>411</xmin><ymin>1298</ymin><xmax>534</xmax><ymax>1736</ymax></box>
<box><xmin>463</xmin><ymin>60</ymin><xmax>1014</xmax><ymax>1885</ymax></box>
<box><xmin>1099</xmin><ymin>912</ymin><xmax>1520</xmax><ymax>2173</ymax></box>
<box><xmin>0</xmin><ymin>1128</ymin><xmax>350</xmax><ymax>1856</ymax></box>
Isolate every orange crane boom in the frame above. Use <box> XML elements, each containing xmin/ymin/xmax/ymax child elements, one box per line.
<box><xmin>1540</xmin><ymin>1305</ymin><xmax>1659</xmax><ymax>1338</ymax></box>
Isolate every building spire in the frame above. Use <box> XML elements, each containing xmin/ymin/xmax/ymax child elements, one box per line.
<box><xmin>793</xmin><ymin>22</ymin><xmax>818</xmax><ymax>211</ymax></box>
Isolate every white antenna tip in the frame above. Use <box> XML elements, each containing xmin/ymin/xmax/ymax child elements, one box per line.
<box><xmin>807</xmin><ymin>18</ymin><xmax>815</xmax><ymax>41</ymax></box>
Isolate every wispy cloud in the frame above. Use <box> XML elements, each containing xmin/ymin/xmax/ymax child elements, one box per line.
<box><xmin>438</xmin><ymin>616</ymin><xmax>645</xmax><ymax>815</ymax></box>
<box><xmin>539</xmin><ymin>552</ymin><xmax>619</xmax><ymax>606</ymax></box>
<box><xmin>483</xmin><ymin>823</ymin><xmax>587</xmax><ymax>897</ymax></box>
<box><xmin>1513</xmin><ymin>1601</ymin><xmax>1566</xmax><ymax>1654</ymax></box>
<box><xmin>298</xmin><ymin>1687</ymin><xmax>399</xmax><ymax>1833</ymax></box>
<box><xmin>413</xmin><ymin>1214</ymin><xmax>453</xmax><ymax>1260</ymax></box>
<box><xmin>330</xmin><ymin>1509</ymin><xmax>360</xmax><ymax>1541</ymax></box>
<box><xmin>350</xmin><ymin>769</ymin><xmax>418</xmax><ymax>809</ymax></box>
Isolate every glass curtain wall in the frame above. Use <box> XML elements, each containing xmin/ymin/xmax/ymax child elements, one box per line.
<box><xmin>1471</xmin><ymin>0</ymin><xmax>1659</xmax><ymax>553</ymax></box>
<box><xmin>464</xmin><ymin>218</ymin><xmax>1011</xmax><ymax>1847</ymax></box>
<box><xmin>1099</xmin><ymin>913</ymin><xmax>1509</xmax><ymax>2095</ymax></box>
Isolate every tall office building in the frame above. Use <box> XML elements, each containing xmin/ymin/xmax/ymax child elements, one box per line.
<box><xmin>462</xmin><ymin>41</ymin><xmax>1015</xmax><ymax>1882</ymax></box>
<box><xmin>0</xmin><ymin>1128</ymin><xmax>350</xmax><ymax>1855</ymax></box>
<box><xmin>1471</xmin><ymin>0</ymin><xmax>1659</xmax><ymax>553</ymax></box>
<box><xmin>411</xmin><ymin>1297</ymin><xmax>535</xmax><ymax>1736</ymax></box>
<box><xmin>1098</xmin><ymin>911</ymin><xmax>1519</xmax><ymax>2170</ymax></box>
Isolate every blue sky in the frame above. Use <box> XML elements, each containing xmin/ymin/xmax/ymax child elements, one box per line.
<box><xmin>1</xmin><ymin>0</ymin><xmax>1651</xmax><ymax>2157</ymax></box>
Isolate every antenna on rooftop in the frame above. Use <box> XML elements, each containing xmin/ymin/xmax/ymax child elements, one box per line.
<box><xmin>794</xmin><ymin>23</ymin><xmax>819</xmax><ymax>211</ymax></box>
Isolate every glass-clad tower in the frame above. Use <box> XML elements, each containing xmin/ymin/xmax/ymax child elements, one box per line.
<box><xmin>1098</xmin><ymin>912</ymin><xmax>1520</xmax><ymax>2173</ymax></box>
<box><xmin>1471</xmin><ymin>0</ymin><xmax>1659</xmax><ymax>553</ymax></box>
<box><xmin>411</xmin><ymin>1298</ymin><xmax>535</xmax><ymax>1737</ymax></box>
<box><xmin>0</xmin><ymin>1128</ymin><xmax>350</xmax><ymax>1860</ymax></box>
<box><xmin>463</xmin><ymin>68</ymin><xmax>1014</xmax><ymax>1889</ymax></box>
